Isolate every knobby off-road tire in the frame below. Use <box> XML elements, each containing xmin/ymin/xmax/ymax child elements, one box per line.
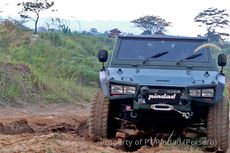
<box><xmin>207</xmin><ymin>98</ymin><xmax>229</xmax><ymax>152</ymax></box>
<box><xmin>89</xmin><ymin>91</ymin><xmax>115</xmax><ymax>139</ymax></box>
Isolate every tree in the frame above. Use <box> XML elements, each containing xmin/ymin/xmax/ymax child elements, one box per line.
<box><xmin>194</xmin><ymin>8</ymin><xmax>230</xmax><ymax>38</ymax></box>
<box><xmin>17</xmin><ymin>0</ymin><xmax>55</xmax><ymax>34</ymax></box>
<box><xmin>46</xmin><ymin>18</ymin><xmax>71</xmax><ymax>33</ymax></box>
<box><xmin>131</xmin><ymin>15</ymin><xmax>171</xmax><ymax>35</ymax></box>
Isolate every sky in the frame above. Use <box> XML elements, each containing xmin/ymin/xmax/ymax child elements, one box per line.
<box><xmin>0</xmin><ymin>0</ymin><xmax>230</xmax><ymax>36</ymax></box>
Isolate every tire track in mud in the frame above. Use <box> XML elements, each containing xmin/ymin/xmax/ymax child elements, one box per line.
<box><xmin>0</xmin><ymin>112</ymin><xmax>116</xmax><ymax>153</ymax></box>
<box><xmin>0</xmin><ymin>114</ymin><xmax>88</xmax><ymax>136</ymax></box>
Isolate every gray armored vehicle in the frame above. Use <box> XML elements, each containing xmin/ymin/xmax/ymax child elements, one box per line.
<box><xmin>89</xmin><ymin>35</ymin><xmax>229</xmax><ymax>152</ymax></box>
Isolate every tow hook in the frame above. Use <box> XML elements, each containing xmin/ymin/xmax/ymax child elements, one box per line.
<box><xmin>174</xmin><ymin>110</ymin><xmax>192</xmax><ymax>119</ymax></box>
<box><xmin>151</xmin><ymin>104</ymin><xmax>192</xmax><ymax>119</ymax></box>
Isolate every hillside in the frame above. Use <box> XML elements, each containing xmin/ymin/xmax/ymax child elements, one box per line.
<box><xmin>0</xmin><ymin>20</ymin><xmax>115</xmax><ymax>104</ymax></box>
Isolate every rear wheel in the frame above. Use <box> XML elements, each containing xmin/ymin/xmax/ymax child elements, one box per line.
<box><xmin>89</xmin><ymin>91</ymin><xmax>116</xmax><ymax>139</ymax></box>
<box><xmin>207</xmin><ymin>98</ymin><xmax>229</xmax><ymax>152</ymax></box>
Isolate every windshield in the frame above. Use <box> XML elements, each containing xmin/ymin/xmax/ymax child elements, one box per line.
<box><xmin>117</xmin><ymin>38</ymin><xmax>209</xmax><ymax>62</ymax></box>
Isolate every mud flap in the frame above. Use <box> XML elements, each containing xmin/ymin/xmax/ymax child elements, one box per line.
<box><xmin>99</xmin><ymin>71</ymin><xmax>109</xmax><ymax>97</ymax></box>
<box><xmin>215</xmin><ymin>74</ymin><xmax>225</xmax><ymax>101</ymax></box>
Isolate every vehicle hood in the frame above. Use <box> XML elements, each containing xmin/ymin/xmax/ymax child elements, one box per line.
<box><xmin>107</xmin><ymin>68</ymin><xmax>218</xmax><ymax>86</ymax></box>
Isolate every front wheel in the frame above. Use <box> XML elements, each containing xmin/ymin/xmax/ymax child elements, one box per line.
<box><xmin>207</xmin><ymin>98</ymin><xmax>229</xmax><ymax>152</ymax></box>
<box><xmin>89</xmin><ymin>91</ymin><xmax>117</xmax><ymax>139</ymax></box>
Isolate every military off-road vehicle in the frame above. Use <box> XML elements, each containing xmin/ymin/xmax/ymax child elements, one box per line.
<box><xmin>89</xmin><ymin>35</ymin><xmax>229</xmax><ymax>152</ymax></box>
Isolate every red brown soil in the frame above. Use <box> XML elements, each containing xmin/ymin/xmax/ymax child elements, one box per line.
<box><xmin>0</xmin><ymin>102</ymin><xmax>208</xmax><ymax>153</ymax></box>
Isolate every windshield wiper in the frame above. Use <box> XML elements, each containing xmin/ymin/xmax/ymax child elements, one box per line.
<box><xmin>176</xmin><ymin>53</ymin><xmax>203</xmax><ymax>65</ymax></box>
<box><xmin>142</xmin><ymin>51</ymin><xmax>169</xmax><ymax>64</ymax></box>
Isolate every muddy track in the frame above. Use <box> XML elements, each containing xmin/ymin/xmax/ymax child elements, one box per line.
<box><xmin>0</xmin><ymin>103</ymin><xmax>121</xmax><ymax>153</ymax></box>
<box><xmin>0</xmin><ymin>103</ymin><xmax>223</xmax><ymax>153</ymax></box>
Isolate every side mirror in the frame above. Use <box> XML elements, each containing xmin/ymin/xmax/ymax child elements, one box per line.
<box><xmin>218</xmin><ymin>54</ymin><xmax>227</xmax><ymax>67</ymax></box>
<box><xmin>98</xmin><ymin>50</ymin><xmax>108</xmax><ymax>63</ymax></box>
<box><xmin>218</xmin><ymin>54</ymin><xmax>227</xmax><ymax>74</ymax></box>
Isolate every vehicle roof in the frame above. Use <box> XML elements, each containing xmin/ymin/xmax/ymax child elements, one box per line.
<box><xmin>118</xmin><ymin>35</ymin><xmax>208</xmax><ymax>41</ymax></box>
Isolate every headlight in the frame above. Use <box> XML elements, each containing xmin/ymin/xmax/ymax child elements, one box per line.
<box><xmin>189</xmin><ymin>88</ymin><xmax>214</xmax><ymax>98</ymax></box>
<box><xmin>189</xmin><ymin>89</ymin><xmax>201</xmax><ymax>97</ymax></box>
<box><xmin>111</xmin><ymin>85</ymin><xmax>123</xmax><ymax>94</ymax></box>
<box><xmin>124</xmin><ymin>86</ymin><xmax>136</xmax><ymax>94</ymax></box>
<box><xmin>110</xmin><ymin>84</ymin><xmax>136</xmax><ymax>95</ymax></box>
<box><xmin>201</xmin><ymin>89</ymin><xmax>214</xmax><ymax>98</ymax></box>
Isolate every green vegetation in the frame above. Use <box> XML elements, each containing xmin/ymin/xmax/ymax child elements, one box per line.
<box><xmin>0</xmin><ymin>20</ymin><xmax>115</xmax><ymax>104</ymax></box>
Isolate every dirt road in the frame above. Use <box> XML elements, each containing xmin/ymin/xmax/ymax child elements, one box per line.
<box><xmin>0</xmin><ymin>102</ymin><xmax>218</xmax><ymax>153</ymax></box>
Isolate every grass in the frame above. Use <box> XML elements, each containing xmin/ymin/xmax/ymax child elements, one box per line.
<box><xmin>39</xmin><ymin>75</ymin><xmax>98</xmax><ymax>102</ymax></box>
<box><xmin>0</xmin><ymin>20</ymin><xmax>115</xmax><ymax>104</ymax></box>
